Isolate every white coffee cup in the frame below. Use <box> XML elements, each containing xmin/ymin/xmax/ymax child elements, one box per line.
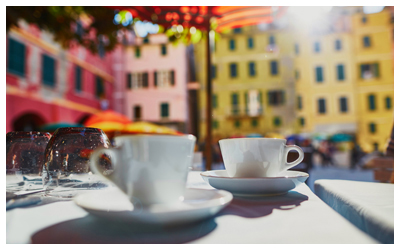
<box><xmin>90</xmin><ymin>134</ymin><xmax>196</xmax><ymax>206</ymax></box>
<box><xmin>219</xmin><ymin>138</ymin><xmax>304</xmax><ymax>178</ymax></box>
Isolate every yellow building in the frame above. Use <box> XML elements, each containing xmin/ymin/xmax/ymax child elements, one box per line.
<box><xmin>194</xmin><ymin>7</ymin><xmax>394</xmax><ymax>153</ymax></box>
<box><xmin>352</xmin><ymin>8</ymin><xmax>394</xmax><ymax>152</ymax></box>
<box><xmin>195</xmin><ymin>25</ymin><xmax>296</xmax><ymax>142</ymax></box>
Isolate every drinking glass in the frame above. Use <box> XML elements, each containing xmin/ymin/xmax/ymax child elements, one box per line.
<box><xmin>42</xmin><ymin>127</ymin><xmax>112</xmax><ymax>198</ymax></box>
<box><xmin>6</xmin><ymin>131</ymin><xmax>51</xmax><ymax>192</ymax></box>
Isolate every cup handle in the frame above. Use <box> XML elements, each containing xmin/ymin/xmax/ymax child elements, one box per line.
<box><xmin>90</xmin><ymin>147</ymin><xmax>119</xmax><ymax>182</ymax></box>
<box><xmin>282</xmin><ymin>145</ymin><xmax>304</xmax><ymax>172</ymax></box>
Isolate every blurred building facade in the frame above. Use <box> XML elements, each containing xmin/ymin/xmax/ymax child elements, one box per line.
<box><xmin>6</xmin><ymin>20</ymin><xmax>122</xmax><ymax>132</ymax></box>
<box><xmin>194</xmin><ymin>6</ymin><xmax>394</xmax><ymax>153</ymax></box>
<box><xmin>122</xmin><ymin>33</ymin><xmax>191</xmax><ymax>133</ymax></box>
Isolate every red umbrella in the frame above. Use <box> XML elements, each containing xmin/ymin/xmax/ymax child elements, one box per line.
<box><xmin>84</xmin><ymin>110</ymin><xmax>131</xmax><ymax>126</ymax></box>
<box><xmin>110</xmin><ymin>6</ymin><xmax>288</xmax><ymax>170</ymax></box>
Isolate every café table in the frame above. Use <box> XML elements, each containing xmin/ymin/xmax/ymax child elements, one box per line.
<box><xmin>314</xmin><ymin>179</ymin><xmax>394</xmax><ymax>244</ymax></box>
<box><xmin>6</xmin><ymin>171</ymin><xmax>378</xmax><ymax>244</ymax></box>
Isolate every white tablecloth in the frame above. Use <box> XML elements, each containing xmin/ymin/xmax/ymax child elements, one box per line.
<box><xmin>7</xmin><ymin>172</ymin><xmax>378</xmax><ymax>243</ymax></box>
<box><xmin>314</xmin><ymin>179</ymin><xmax>394</xmax><ymax>244</ymax></box>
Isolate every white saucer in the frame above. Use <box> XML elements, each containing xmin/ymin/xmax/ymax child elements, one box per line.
<box><xmin>74</xmin><ymin>187</ymin><xmax>233</xmax><ymax>225</ymax></box>
<box><xmin>201</xmin><ymin>170</ymin><xmax>309</xmax><ymax>196</ymax></box>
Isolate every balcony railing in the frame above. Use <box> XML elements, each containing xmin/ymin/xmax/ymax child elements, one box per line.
<box><xmin>226</xmin><ymin>106</ymin><xmax>263</xmax><ymax>118</ymax></box>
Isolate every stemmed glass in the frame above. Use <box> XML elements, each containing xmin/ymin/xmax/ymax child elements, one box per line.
<box><xmin>6</xmin><ymin>131</ymin><xmax>51</xmax><ymax>192</ymax></box>
<box><xmin>42</xmin><ymin>127</ymin><xmax>112</xmax><ymax>198</ymax></box>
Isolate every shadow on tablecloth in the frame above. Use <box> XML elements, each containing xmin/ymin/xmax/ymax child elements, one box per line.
<box><xmin>31</xmin><ymin>190</ymin><xmax>308</xmax><ymax>243</ymax></box>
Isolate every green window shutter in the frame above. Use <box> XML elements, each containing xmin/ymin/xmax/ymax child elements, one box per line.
<box><xmin>127</xmin><ymin>73</ymin><xmax>132</xmax><ymax>89</ymax></box>
<box><xmin>339</xmin><ymin>97</ymin><xmax>348</xmax><ymax>113</ymax></box>
<box><xmin>337</xmin><ymin>64</ymin><xmax>345</xmax><ymax>81</ymax></box>
<box><xmin>42</xmin><ymin>54</ymin><xmax>56</xmax><ymax>87</ymax></box>
<box><xmin>135</xmin><ymin>47</ymin><xmax>141</xmax><ymax>58</ymax></box>
<box><xmin>270</xmin><ymin>61</ymin><xmax>278</xmax><ymax>75</ymax></box>
<box><xmin>385</xmin><ymin>97</ymin><xmax>392</xmax><ymax>109</ymax></box>
<box><xmin>248</xmin><ymin>37</ymin><xmax>254</xmax><ymax>49</ymax></box>
<box><xmin>7</xmin><ymin>38</ymin><xmax>26</xmax><ymax>76</ymax></box>
<box><xmin>212</xmin><ymin>65</ymin><xmax>217</xmax><ymax>79</ymax></box>
<box><xmin>299</xmin><ymin>117</ymin><xmax>305</xmax><ymax>126</ymax></box>
<box><xmin>96</xmin><ymin>76</ymin><xmax>104</xmax><ymax>99</ymax></box>
<box><xmin>212</xmin><ymin>120</ymin><xmax>219</xmax><ymax>129</ymax></box>
<box><xmin>229</xmin><ymin>39</ymin><xmax>235</xmax><ymax>50</ymax></box>
<box><xmin>161</xmin><ymin>44</ymin><xmax>167</xmax><ymax>55</ymax></box>
<box><xmin>234</xmin><ymin>120</ymin><xmax>240</xmax><ymax>128</ymax></box>
<box><xmin>273</xmin><ymin>117</ymin><xmax>282</xmax><ymax>127</ymax></box>
<box><xmin>368</xmin><ymin>94</ymin><xmax>376</xmax><ymax>111</ymax></box>
<box><xmin>212</xmin><ymin>94</ymin><xmax>218</xmax><ymax>109</ymax></box>
<box><xmin>297</xmin><ymin>96</ymin><xmax>302</xmax><ymax>110</ymax></box>
<box><xmin>318</xmin><ymin>98</ymin><xmax>326</xmax><ymax>114</ymax></box>
<box><xmin>161</xmin><ymin>103</ymin><xmax>169</xmax><ymax>118</ymax></box>
<box><xmin>230</xmin><ymin>63</ymin><xmax>237</xmax><ymax>77</ymax></box>
<box><xmin>244</xmin><ymin>91</ymin><xmax>248</xmax><ymax>113</ymax></box>
<box><xmin>316</xmin><ymin>67</ymin><xmax>324</xmax><ymax>82</ymax></box>
<box><xmin>231</xmin><ymin>93</ymin><xmax>239</xmax><ymax>115</ymax></box>
<box><xmin>281</xmin><ymin>90</ymin><xmax>286</xmax><ymax>104</ymax></box>
<box><xmin>143</xmin><ymin>72</ymin><xmax>148</xmax><ymax>88</ymax></box>
<box><xmin>251</xmin><ymin>119</ymin><xmax>258</xmax><ymax>127</ymax></box>
<box><xmin>154</xmin><ymin>71</ymin><xmax>158</xmax><ymax>87</ymax></box>
<box><xmin>369</xmin><ymin>123</ymin><xmax>376</xmax><ymax>133</ymax></box>
<box><xmin>170</xmin><ymin>70</ymin><xmax>175</xmax><ymax>86</ymax></box>
<box><xmin>294</xmin><ymin>43</ymin><xmax>299</xmax><ymax>55</ymax></box>
<box><xmin>374</xmin><ymin>63</ymin><xmax>380</xmax><ymax>78</ymax></box>
<box><xmin>75</xmin><ymin>66</ymin><xmax>82</xmax><ymax>92</ymax></box>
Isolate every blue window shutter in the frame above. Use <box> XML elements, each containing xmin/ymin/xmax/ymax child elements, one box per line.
<box><xmin>229</xmin><ymin>39</ymin><xmax>235</xmax><ymax>50</ymax></box>
<box><xmin>363</xmin><ymin>36</ymin><xmax>371</xmax><ymax>47</ymax></box>
<box><xmin>385</xmin><ymin>97</ymin><xmax>392</xmax><ymax>109</ymax></box>
<box><xmin>270</xmin><ymin>61</ymin><xmax>278</xmax><ymax>75</ymax></box>
<box><xmin>212</xmin><ymin>65</ymin><xmax>217</xmax><ymax>79</ymax></box>
<box><xmin>269</xmin><ymin>35</ymin><xmax>275</xmax><ymax>45</ymax></box>
<box><xmin>212</xmin><ymin>94</ymin><xmax>218</xmax><ymax>109</ymax></box>
<box><xmin>335</xmin><ymin>39</ymin><xmax>342</xmax><ymax>51</ymax></box>
<box><xmin>161</xmin><ymin>44</ymin><xmax>167</xmax><ymax>55</ymax></box>
<box><xmin>230</xmin><ymin>63</ymin><xmax>237</xmax><ymax>77</ymax></box>
<box><xmin>369</xmin><ymin>123</ymin><xmax>376</xmax><ymax>133</ymax></box>
<box><xmin>339</xmin><ymin>97</ymin><xmax>348</xmax><ymax>112</ymax></box>
<box><xmin>249</xmin><ymin>62</ymin><xmax>256</xmax><ymax>76</ymax></box>
<box><xmin>75</xmin><ymin>66</ymin><xmax>82</xmax><ymax>92</ymax></box>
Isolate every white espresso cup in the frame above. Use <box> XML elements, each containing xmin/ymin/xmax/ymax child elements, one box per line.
<box><xmin>219</xmin><ymin>138</ymin><xmax>304</xmax><ymax>178</ymax></box>
<box><xmin>90</xmin><ymin>134</ymin><xmax>196</xmax><ymax>206</ymax></box>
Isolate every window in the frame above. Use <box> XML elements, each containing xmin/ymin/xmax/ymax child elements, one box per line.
<box><xmin>295</xmin><ymin>70</ymin><xmax>300</xmax><ymax>80</ymax></box>
<box><xmin>234</xmin><ymin>120</ymin><xmax>240</xmax><ymax>128</ymax></box>
<box><xmin>75</xmin><ymin>66</ymin><xmax>82</xmax><ymax>92</ymax></box>
<box><xmin>363</xmin><ymin>36</ymin><xmax>371</xmax><ymax>47</ymax></box>
<box><xmin>314</xmin><ymin>41</ymin><xmax>321</xmax><ymax>53</ymax></box>
<box><xmin>368</xmin><ymin>94</ymin><xmax>376</xmax><ymax>111</ymax></box>
<box><xmin>299</xmin><ymin>117</ymin><xmax>305</xmax><ymax>127</ymax></box>
<box><xmin>360</xmin><ymin>63</ymin><xmax>379</xmax><ymax>79</ymax></box>
<box><xmin>337</xmin><ymin>64</ymin><xmax>345</xmax><ymax>81</ymax></box>
<box><xmin>126</xmin><ymin>73</ymin><xmax>132</xmax><ymax>89</ymax></box>
<box><xmin>297</xmin><ymin>96</ymin><xmax>302</xmax><ymax>110</ymax></box>
<box><xmin>160</xmin><ymin>103</ymin><xmax>169</xmax><ymax>118</ymax></box>
<box><xmin>130</xmin><ymin>72</ymin><xmax>149</xmax><ymax>89</ymax></box>
<box><xmin>7</xmin><ymin>38</ymin><xmax>25</xmax><ymax>76</ymax></box>
<box><xmin>270</xmin><ymin>61</ymin><xmax>278</xmax><ymax>75</ymax></box>
<box><xmin>229</xmin><ymin>39</ymin><xmax>235</xmax><ymax>50</ymax></box>
<box><xmin>133</xmin><ymin>105</ymin><xmax>141</xmax><ymax>121</ymax></box>
<box><xmin>273</xmin><ymin>117</ymin><xmax>282</xmax><ymax>127</ymax></box>
<box><xmin>315</xmin><ymin>66</ymin><xmax>324</xmax><ymax>82</ymax></box>
<box><xmin>161</xmin><ymin>44</ymin><xmax>167</xmax><ymax>55</ymax></box>
<box><xmin>95</xmin><ymin>76</ymin><xmax>104</xmax><ymax>99</ymax></box>
<box><xmin>362</xmin><ymin>16</ymin><xmax>367</xmax><ymax>23</ymax></box>
<box><xmin>154</xmin><ymin>70</ymin><xmax>174</xmax><ymax>87</ymax></box>
<box><xmin>248</xmin><ymin>37</ymin><xmax>254</xmax><ymax>49</ymax></box>
<box><xmin>335</xmin><ymin>39</ymin><xmax>342</xmax><ymax>51</ymax></box>
<box><xmin>135</xmin><ymin>47</ymin><xmax>141</xmax><ymax>58</ymax></box>
<box><xmin>318</xmin><ymin>98</ymin><xmax>326</xmax><ymax>114</ymax></box>
<box><xmin>233</xmin><ymin>28</ymin><xmax>242</xmax><ymax>33</ymax></box>
<box><xmin>212</xmin><ymin>94</ymin><xmax>218</xmax><ymax>109</ymax></box>
<box><xmin>267</xmin><ymin>90</ymin><xmax>285</xmax><ymax>106</ymax></box>
<box><xmin>269</xmin><ymin>35</ymin><xmax>275</xmax><ymax>45</ymax></box>
<box><xmin>213</xmin><ymin>120</ymin><xmax>219</xmax><ymax>129</ymax></box>
<box><xmin>230</xmin><ymin>63</ymin><xmax>238</xmax><ymax>78</ymax></box>
<box><xmin>251</xmin><ymin>119</ymin><xmax>258</xmax><ymax>127</ymax></box>
<box><xmin>212</xmin><ymin>65</ymin><xmax>217</xmax><ymax>79</ymax></box>
<box><xmin>98</xmin><ymin>41</ymin><xmax>105</xmax><ymax>58</ymax></box>
<box><xmin>249</xmin><ymin>62</ymin><xmax>256</xmax><ymax>77</ymax></box>
<box><xmin>294</xmin><ymin>43</ymin><xmax>299</xmax><ymax>55</ymax></box>
<box><xmin>42</xmin><ymin>54</ymin><xmax>56</xmax><ymax>87</ymax></box>
<box><xmin>385</xmin><ymin>97</ymin><xmax>392</xmax><ymax>110</ymax></box>
<box><xmin>143</xmin><ymin>37</ymin><xmax>149</xmax><ymax>44</ymax></box>
<box><xmin>339</xmin><ymin>97</ymin><xmax>348</xmax><ymax>113</ymax></box>
<box><xmin>369</xmin><ymin>123</ymin><xmax>376</xmax><ymax>134</ymax></box>
<box><xmin>231</xmin><ymin>93</ymin><xmax>239</xmax><ymax>115</ymax></box>
<box><xmin>373</xmin><ymin>142</ymin><xmax>379</xmax><ymax>151</ymax></box>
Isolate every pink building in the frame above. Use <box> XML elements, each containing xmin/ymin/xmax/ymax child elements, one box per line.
<box><xmin>124</xmin><ymin>34</ymin><xmax>190</xmax><ymax>132</ymax></box>
<box><xmin>6</xmin><ymin>21</ymin><xmax>123</xmax><ymax>132</ymax></box>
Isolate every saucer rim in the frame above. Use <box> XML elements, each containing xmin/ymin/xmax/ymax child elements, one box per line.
<box><xmin>74</xmin><ymin>187</ymin><xmax>233</xmax><ymax>214</ymax></box>
<box><xmin>200</xmin><ymin>170</ymin><xmax>309</xmax><ymax>180</ymax></box>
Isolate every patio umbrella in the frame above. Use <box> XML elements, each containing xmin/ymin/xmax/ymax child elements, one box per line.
<box><xmin>86</xmin><ymin>121</ymin><xmax>126</xmax><ymax>133</ymax></box>
<box><xmin>246</xmin><ymin>133</ymin><xmax>263</xmax><ymax>138</ymax></box>
<box><xmin>122</xmin><ymin>121</ymin><xmax>182</xmax><ymax>135</ymax></box>
<box><xmin>329</xmin><ymin>133</ymin><xmax>353</xmax><ymax>142</ymax></box>
<box><xmin>84</xmin><ymin>110</ymin><xmax>131</xmax><ymax>127</ymax></box>
<box><xmin>110</xmin><ymin>6</ymin><xmax>288</xmax><ymax>170</ymax></box>
<box><xmin>264</xmin><ymin>132</ymin><xmax>285</xmax><ymax>139</ymax></box>
<box><xmin>39</xmin><ymin>122</ymin><xmax>83</xmax><ymax>133</ymax></box>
